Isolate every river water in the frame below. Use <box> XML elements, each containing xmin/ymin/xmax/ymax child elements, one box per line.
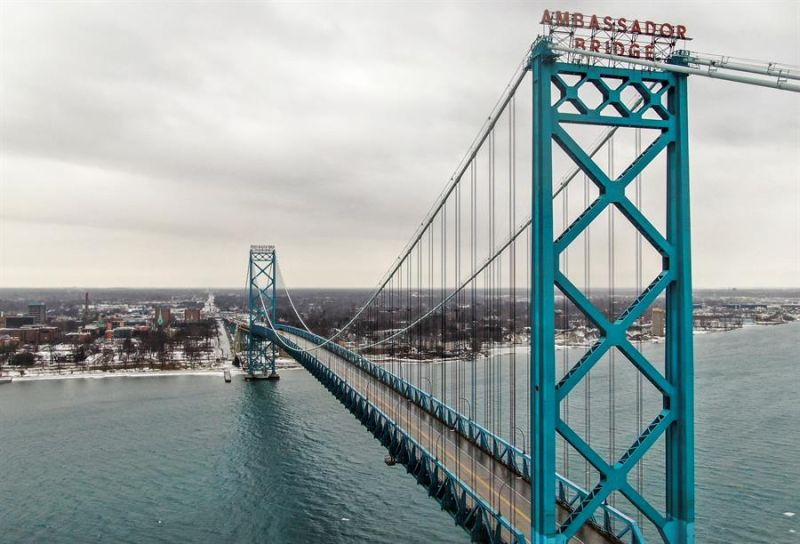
<box><xmin>1</xmin><ymin>322</ymin><xmax>798</xmax><ymax>543</ymax></box>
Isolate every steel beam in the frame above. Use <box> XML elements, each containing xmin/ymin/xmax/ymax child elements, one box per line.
<box><xmin>530</xmin><ymin>40</ymin><xmax>559</xmax><ymax>544</ymax></box>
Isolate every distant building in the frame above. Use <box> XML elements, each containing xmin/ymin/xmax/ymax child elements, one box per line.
<box><xmin>184</xmin><ymin>308</ymin><xmax>202</xmax><ymax>322</ymax></box>
<box><xmin>32</xmin><ymin>326</ymin><xmax>60</xmax><ymax>343</ymax></box>
<box><xmin>554</xmin><ymin>309</ymin><xmax>569</xmax><ymax>330</ymax></box>
<box><xmin>1</xmin><ymin>325</ymin><xmax>60</xmax><ymax>345</ymax></box>
<box><xmin>113</xmin><ymin>327</ymin><xmax>135</xmax><ymax>339</ymax></box>
<box><xmin>125</xmin><ymin>318</ymin><xmax>149</xmax><ymax>327</ymax></box>
<box><xmin>651</xmin><ymin>308</ymin><xmax>666</xmax><ymax>337</ymax></box>
<box><xmin>81</xmin><ymin>325</ymin><xmax>103</xmax><ymax>338</ymax></box>
<box><xmin>105</xmin><ymin>318</ymin><xmax>125</xmax><ymax>329</ymax></box>
<box><xmin>53</xmin><ymin>318</ymin><xmax>78</xmax><ymax>333</ymax></box>
<box><xmin>28</xmin><ymin>303</ymin><xmax>47</xmax><ymax>324</ymax></box>
<box><xmin>65</xmin><ymin>331</ymin><xmax>92</xmax><ymax>343</ymax></box>
<box><xmin>3</xmin><ymin>315</ymin><xmax>35</xmax><ymax>328</ymax></box>
<box><xmin>0</xmin><ymin>334</ymin><xmax>19</xmax><ymax>348</ymax></box>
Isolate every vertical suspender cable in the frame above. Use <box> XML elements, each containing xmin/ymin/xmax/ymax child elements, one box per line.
<box><xmin>429</xmin><ymin>226</ymin><xmax>434</xmax><ymax>399</ymax></box>
<box><xmin>455</xmin><ymin>174</ymin><xmax>462</xmax><ymax>477</ymax></box>
<box><xmin>417</xmin><ymin>242</ymin><xmax>422</xmax><ymax>436</ymax></box>
<box><xmin>526</xmin><ymin>224</ymin><xmax>530</xmax><ymax>455</ymax></box>
<box><xmin>455</xmin><ymin>182</ymin><xmax>461</xmax><ymax>415</ymax></box>
<box><xmin>608</xmin><ymin>136</ymin><xmax>617</xmax><ymax>514</ymax></box>
<box><xmin>489</xmin><ymin>127</ymin><xmax>496</xmax><ymax>498</ymax></box>
<box><xmin>562</xmin><ymin>169</ymin><xmax>570</xmax><ymax>480</ymax></box>
<box><xmin>442</xmin><ymin>202</ymin><xmax>447</xmax><ymax>406</ymax></box>
<box><xmin>471</xmin><ymin>159</ymin><xmax>477</xmax><ymax>493</ymax></box>
<box><xmin>510</xmin><ymin>95</ymin><xmax>517</xmax><ymax>450</ymax></box>
<box><xmin>488</xmin><ymin>129</ymin><xmax>495</xmax><ymax>434</ymax></box>
<box><xmin>584</xmin><ymin>171</ymin><xmax>592</xmax><ymax>490</ymax></box>
<box><xmin>471</xmin><ymin>159</ymin><xmax>477</xmax><ymax>437</ymax></box>
<box><xmin>635</xmin><ymin>126</ymin><xmax>644</xmax><ymax>526</ymax></box>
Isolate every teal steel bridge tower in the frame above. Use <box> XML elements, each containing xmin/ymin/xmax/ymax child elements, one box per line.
<box><xmin>529</xmin><ymin>40</ymin><xmax>692</xmax><ymax>543</ymax></box>
<box><xmin>246</xmin><ymin>244</ymin><xmax>279</xmax><ymax>380</ymax></box>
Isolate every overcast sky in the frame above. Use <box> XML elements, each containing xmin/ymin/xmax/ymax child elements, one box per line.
<box><xmin>1</xmin><ymin>1</ymin><xmax>798</xmax><ymax>288</ymax></box>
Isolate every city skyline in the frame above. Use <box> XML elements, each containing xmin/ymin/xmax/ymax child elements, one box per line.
<box><xmin>1</xmin><ymin>1</ymin><xmax>798</xmax><ymax>289</ymax></box>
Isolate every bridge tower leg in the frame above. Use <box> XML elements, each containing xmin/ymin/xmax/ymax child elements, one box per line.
<box><xmin>530</xmin><ymin>40</ymin><xmax>558</xmax><ymax>544</ymax></box>
<box><xmin>246</xmin><ymin>244</ymin><xmax>280</xmax><ymax>380</ymax></box>
<box><xmin>529</xmin><ymin>40</ymin><xmax>694</xmax><ymax>543</ymax></box>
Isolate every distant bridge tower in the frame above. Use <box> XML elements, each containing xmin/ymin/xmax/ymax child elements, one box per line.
<box><xmin>246</xmin><ymin>244</ymin><xmax>280</xmax><ymax>380</ymax></box>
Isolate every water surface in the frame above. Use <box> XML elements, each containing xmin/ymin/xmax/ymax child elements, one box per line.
<box><xmin>1</xmin><ymin>322</ymin><xmax>798</xmax><ymax>543</ymax></box>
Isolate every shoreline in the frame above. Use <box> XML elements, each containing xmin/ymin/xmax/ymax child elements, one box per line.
<box><xmin>4</xmin><ymin>322</ymin><xmax>794</xmax><ymax>383</ymax></box>
<box><xmin>8</xmin><ymin>368</ymin><xmax>237</xmax><ymax>383</ymax></box>
<box><xmin>3</xmin><ymin>360</ymin><xmax>303</xmax><ymax>383</ymax></box>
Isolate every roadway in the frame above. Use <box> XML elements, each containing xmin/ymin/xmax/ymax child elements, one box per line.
<box><xmin>279</xmin><ymin>330</ymin><xmax>615</xmax><ymax>544</ymax></box>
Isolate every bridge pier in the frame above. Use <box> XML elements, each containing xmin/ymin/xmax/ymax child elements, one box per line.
<box><xmin>244</xmin><ymin>371</ymin><xmax>280</xmax><ymax>381</ymax></box>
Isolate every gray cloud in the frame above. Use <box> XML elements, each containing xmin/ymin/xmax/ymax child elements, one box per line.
<box><xmin>1</xmin><ymin>0</ymin><xmax>798</xmax><ymax>287</ymax></box>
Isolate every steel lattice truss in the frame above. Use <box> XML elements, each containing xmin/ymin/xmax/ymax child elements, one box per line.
<box><xmin>530</xmin><ymin>41</ymin><xmax>693</xmax><ymax>543</ymax></box>
<box><xmin>248</xmin><ymin>245</ymin><xmax>278</xmax><ymax>376</ymax></box>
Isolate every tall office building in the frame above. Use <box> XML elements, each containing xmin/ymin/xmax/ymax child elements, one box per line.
<box><xmin>651</xmin><ymin>307</ymin><xmax>666</xmax><ymax>337</ymax></box>
<box><xmin>28</xmin><ymin>303</ymin><xmax>46</xmax><ymax>324</ymax></box>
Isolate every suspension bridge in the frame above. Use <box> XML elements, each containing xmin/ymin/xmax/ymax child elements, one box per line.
<box><xmin>227</xmin><ymin>24</ymin><xmax>798</xmax><ymax>544</ymax></box>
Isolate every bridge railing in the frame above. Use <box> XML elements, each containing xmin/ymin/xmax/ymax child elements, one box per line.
<box><xmin>272</xmin><ymin>323</ymin><xmax>643</xmax><ymax>543</ymax></box>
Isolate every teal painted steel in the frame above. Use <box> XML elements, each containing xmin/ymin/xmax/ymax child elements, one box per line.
<box><xmin>530</xmin><ymin>39</ymin><xmax>695</xmax><ymax>543</ymax></box>
<box><xmin>663</xmin><ymin>57</ymin><xmax>695</xmax><ymax>543</ymax></box>
<box><xmin>529</xmin><ymin>39</ymin><xmax>559</xmax><ymax>544</ymax></box>
<box><xmin>247</xmin><ymin>246</ymin><xmax>278</xmax><ymax>376</ymax></box>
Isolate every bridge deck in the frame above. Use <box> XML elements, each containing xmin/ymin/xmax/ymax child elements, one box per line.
<box><xmin>280</xmin><ymin>330</ymin><xmax>615</xmax><ymax>544</ymax></box>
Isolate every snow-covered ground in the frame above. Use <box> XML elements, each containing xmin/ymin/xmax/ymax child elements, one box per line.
<box><xmin>10</xmin><ymin>367</ymin><xmax>243</xmax><ymax>382</ymax></box>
